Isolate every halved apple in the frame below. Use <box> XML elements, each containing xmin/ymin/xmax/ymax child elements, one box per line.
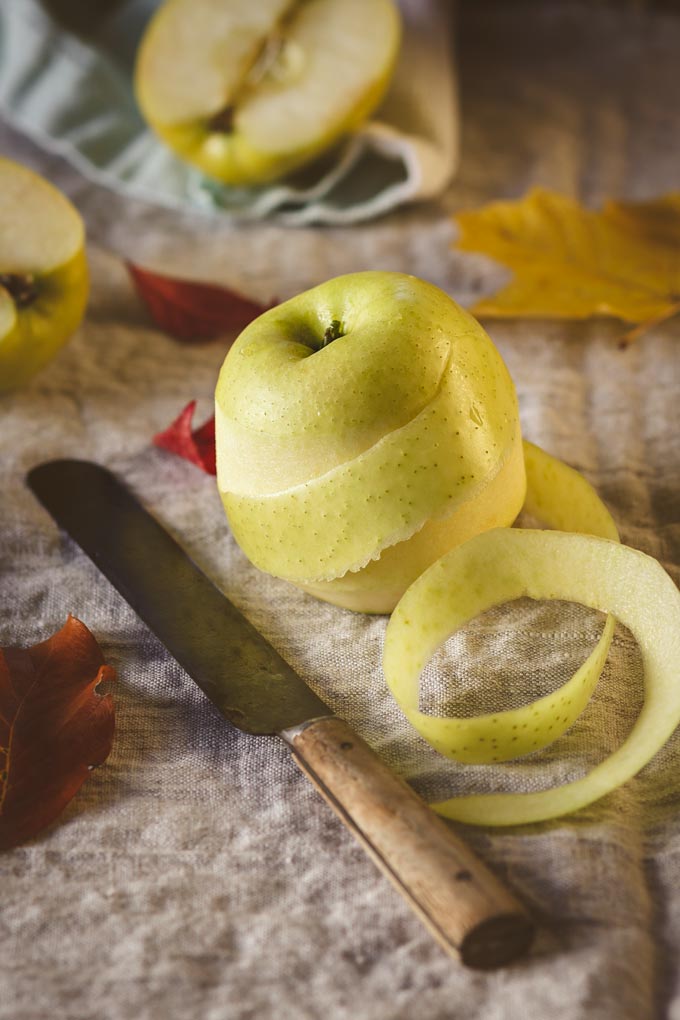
<box><xmin>135</xmin><ymin>0</ymin><xmax>401</xmax><ymax>186</ymax></box>
<box><xmin>0</xmin><ymin>158</ymin><xmax>88</xmax><ymax>392</ymax></box>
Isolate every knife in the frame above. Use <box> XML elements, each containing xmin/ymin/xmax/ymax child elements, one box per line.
<box><xmin>27</xmin><ymin>459</ymin><xmax>534</xmax><ymax>969</ymax></box>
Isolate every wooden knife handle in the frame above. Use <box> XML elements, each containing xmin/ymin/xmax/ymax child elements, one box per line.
<box><xmin>281</xmin><ymin>716</ymin><xmax>534</xmax><ymax>969</ymax></box>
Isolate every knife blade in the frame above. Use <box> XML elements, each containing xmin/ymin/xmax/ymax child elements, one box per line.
<box><xmin>27</xmin><ymin>459</ymin><xmax>534</xmax><ymax>969</ymax></box>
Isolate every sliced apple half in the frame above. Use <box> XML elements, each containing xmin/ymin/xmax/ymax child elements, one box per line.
<box><xmin>0</xmin><ymin>158</ymin><xmax>88</xmax><ymax>392</ymax></box>
<box><xmin>215</xmin><ymin>272</ymin><xmax>526</xmax><ymax>613</ymax></box>
<box><xmin>135</xmin><ymin>0</ymin><xmax>401</xmax><ymax>186</ymax></box>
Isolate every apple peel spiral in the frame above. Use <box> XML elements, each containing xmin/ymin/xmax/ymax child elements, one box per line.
<box><xmin>384</xmin><ymin>443</ymin><xmax>680</xmax><ymax>826</ymax></box>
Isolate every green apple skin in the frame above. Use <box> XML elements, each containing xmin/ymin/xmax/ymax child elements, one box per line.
<box><xmin>298</xmin><ymin>430</ymin><xmax>526</xmax><ymax>613</ymax></box>
<box><xmin>215</xmin><ymin>272</ymin><xmax>526</xmax><ymax>613</ymax></box>
<box><xmin>0</xmin><ymin>250</ymin><xmax>88</xmax><ymax>391</ymax></box>
<box><xmin>135</xmin><ymin>0</ymin><xmax>401</xmax><ymax>187</ymax></box>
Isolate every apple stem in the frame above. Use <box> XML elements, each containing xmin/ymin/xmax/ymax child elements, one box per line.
<box><xmin>322</xmin><ymin>319</ymin><xmax>344</xmax><ymax>348</ymax></box>
<box><xmin>0</xmin><ymin>273</ymin><xmax>37</xmax><ymax>309</ymax></box>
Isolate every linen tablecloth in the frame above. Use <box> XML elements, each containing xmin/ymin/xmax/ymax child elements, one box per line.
<box><xmin>2</xmin><ymin>3</ymin><xmax>679</xmax><ymax>1019</ymax></box>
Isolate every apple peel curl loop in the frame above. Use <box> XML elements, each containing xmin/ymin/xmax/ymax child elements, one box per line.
<box><xmin>384</xmin><ymin>442</ymin><xmax>618</xmax><ymax>768</ymax></box>
<box><xmin>384</xmin><ymin>443</ymin><xmax>680</xmax><ymax>825</ymax></box>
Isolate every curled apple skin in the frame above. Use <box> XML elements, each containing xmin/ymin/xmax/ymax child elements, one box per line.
<box><xmin>215</xmin><ymin>271</ymin><xmax>525</xmax><ymax>613</ymax></box>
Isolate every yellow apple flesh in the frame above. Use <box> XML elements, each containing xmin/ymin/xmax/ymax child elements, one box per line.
<box><xmin>215</xmin><ymin>272</ymin><xmax>526</xmax><ymax>613</ymax></box>
<box><xmin>0</xmin><ymin>158</ymin><xmax>88</xmax><ymax>392</ymax></box>
<box><xmin>135</xmin><ymin>0</ymin><xmax>401</xmax><ymax>186</ymax></box>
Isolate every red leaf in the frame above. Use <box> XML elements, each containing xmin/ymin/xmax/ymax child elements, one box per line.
<box><xmin>127</xmin><ymin>262</ymin><xmax>272</xmax><ymax>342</ymax></box>
<box><xmin>153</xmin><ymin>400</ymin><xmax>216</xmax><ymax>475</ymax></box>
<box><xmin>0</xmin><ymin>616</ymin><xmax>115</xmax><ymax>850</ymax></box>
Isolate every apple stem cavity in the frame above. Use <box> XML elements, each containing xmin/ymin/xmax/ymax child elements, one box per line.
<box><xmin>321</xmin><ymin>319</ymin><xmax>345</xmax><ymax>348</ymax></box>
<box><xmin>0</xmin><ymin>273</ymin><xmax>37</xmax><ymax>309</ymax></box>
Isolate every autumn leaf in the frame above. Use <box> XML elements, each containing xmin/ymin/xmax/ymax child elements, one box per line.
<box><xmin>0</xmin><ymin>616</ymin><xmax>115</xmax><ymax>850</ymax></box>
<box><xmin>453</xmin><ymin>188</ymin><xmax>680</xmax><ymax>343</ymax></box>
<box><xmin>128</xmin><ymin>262</ymin><xmax>272</xmax><ymax>342</ymax></box>
<box><xmin>153</xmin><ymin>400</ymin><xmax>216</xmax><ymax>475</ymax></box>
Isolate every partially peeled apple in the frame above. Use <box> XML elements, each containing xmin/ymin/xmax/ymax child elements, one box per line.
<box><xmin>0</xmin><ymin>158</ymin><xmax>88</xmax><ymax>392</ymax></box>
<box><xmin>135</xmin><ymin>0</ymin><xmax>401</xmax><ymax>186</ymax></box>
<box><xmin>215</xmin><ymin>272</ymin><xmax>526</xmax><ymax>613</ymax></box>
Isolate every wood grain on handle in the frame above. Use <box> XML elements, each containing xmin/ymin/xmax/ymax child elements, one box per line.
<box><xmin>281</xmin><ymin>717</ymin><xmax>534</xmax><ymax>969</ymax></box>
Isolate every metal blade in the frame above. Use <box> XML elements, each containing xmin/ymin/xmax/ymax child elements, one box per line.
<box><xmin>27</xmin><ymin>460</ymin><xmax>331</xmax><ymax>735</ymax></box>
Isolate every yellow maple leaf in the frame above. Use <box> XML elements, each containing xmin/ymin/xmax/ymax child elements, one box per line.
<box><xmin>453</xmin><ymin>188</ymin><xmax>680</xmax><ymax>343</ymax></box>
